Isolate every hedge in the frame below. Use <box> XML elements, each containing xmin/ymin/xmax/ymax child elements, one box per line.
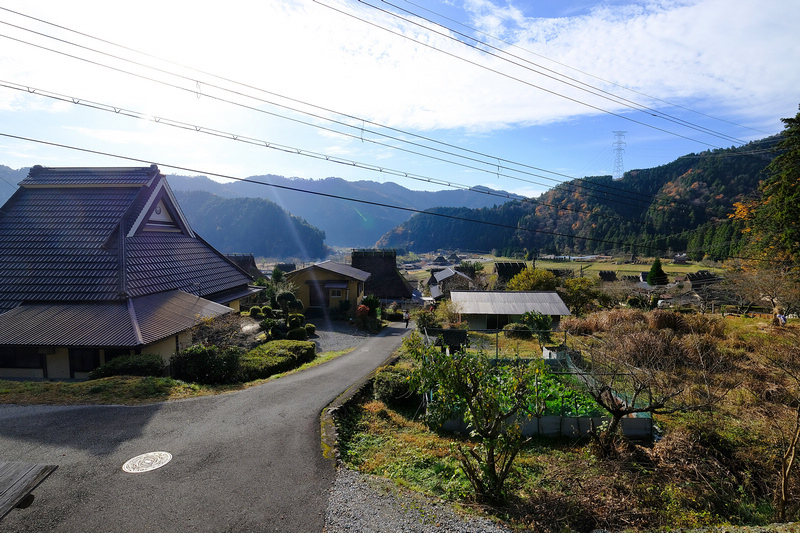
<box><xmin>239</xmin><ymin>340</ymin><xmax>316</xmax><ymax>381</ymax></box>
<box><xmin>89</xmin><ymin>353</ymin><xmax>165</xmax><ymax>379</ymax></box>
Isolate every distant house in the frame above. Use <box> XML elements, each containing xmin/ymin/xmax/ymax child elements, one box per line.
<box><xmin>493</xmin><ymin>261</ymin><xmax>527</xmax><ymax>285</ymax></box>
<box><xmin>286</xmin><ymin>261</ymin><xmax>370</xmax><ymax>316</ymax></box>
<box><xmin>226</xmin><ymin>253</ymin><xmax>263</xmax><ymax>278</ymax></box>
<box><xmin>450</xmin><ymin>291</ymin><xmax>571</xmax><ymax>330</ymax></box>
<box><xmin>687</xmin><ymin>270</ymin><xmax>723</xmax><ymax>288</ymax></box>
<box><xmin>447</xmin><ymin>252</ymin><xmax>461</xmax><ymax>263</ymax></box>
<box><xmin>431</xmin><ymin>255</ymin><xmax>448</xmax><ymax>266</ymax></box>
<box><xmin>350</xmin><ymin>249</ymin><xmax>415</xmax><ymax>303</ymax></box>
<box><xmin>0</xmin><ymin>165</ymin><xmax>260</xmax><ymax>379</ymax></box>
<box><xmin>598</xmin><ymin>271</ymin><xmax>618</xmax><ymax>282</ymax></box>
<box><xmin>426</xmin><ymin>268</ymin><xmax>472</xmax><ymax>300</ymax></box>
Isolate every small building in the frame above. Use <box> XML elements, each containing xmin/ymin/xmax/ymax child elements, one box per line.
<box><xmin>450</xmin><ymin>290</ymin><xmax>571</xmax><ymax>330</ymax></box>
<box><xmin>426</xmin><ymin>268</ymin><xmax>472</xmax><ymax>300</ymax></box>
<box><xmin>226</xmin><ymin>253</ymin><xmax>263</xmax><ymax>278</ymax></box>
<box><xmin>286</xmin><ymin>261</ymin><xmax>370</xmax><ymax>316</ymax></box>
<box><xmin>0</xmin><ymin>165</ymin><xmax>260</xmax><ymax>379</ymax></box>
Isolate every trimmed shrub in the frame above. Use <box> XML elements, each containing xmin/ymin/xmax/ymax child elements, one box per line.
<box><xmin>239</xmin><ymin>340</ymin><xmax>316</xmax><ymax>381</ymax></box>
<box><xmin>287</xmin><ymin>326</ymin><xmax>308</xmax><ymax>341</ymax></box>
<box><xmin>89</xmin><ymin>353</ymin><xmax>165</xmax><ymax>379</ymax></box>
<box><xmin>373</xmin><ymin>365</ymin><xmax>421</xmax><ymax>407</ymax></box>
<box><xmin>503</xmin><ymin>322</ymin><xmax>532</xmax><ymax>339</ymax></box>
<box><xmin>170</xmin><ymin>345</ymin><xmax>242</xmax><ymax>384</ymax></box>
<box><xmin>249</xmin><ymin>306</ymin><xmax>263</xmax><ymax>318</ymax></box>
<box><xmin>261</xmin><ymin>306</ymin><xmax>274</xmax><ymax>318</ymax></box>
<box><xmin>259</xmin><ymin>317</ymin><xmax>277</xmax><ymax>333</ymax></box>
<box><xmin>288</xmin><ymin>313</ymin><xmax>305</xmax><ymax>329</ymax></box>
<box><xmin>305</xmin><ymin>323</ymin><xmax>316</xmax><ymax>335</ymax></box>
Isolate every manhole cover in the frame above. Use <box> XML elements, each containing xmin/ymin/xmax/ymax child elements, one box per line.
<box><xmin>122</xmin><ymin>451</ymin><xmax>172</xmax><ymax>473</ymax></box>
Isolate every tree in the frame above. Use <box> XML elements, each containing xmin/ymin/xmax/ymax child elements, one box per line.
<box><xmin>559</xmin><ymin>277</ymin><xmax>600</xmax><ymax>316</ymax></box>
<box><xmin>406</xmin><ymin>333</ymin><xmax>543</xmax><ymax>503</ymax></box>
<box><xmin>732</xmin><ymin>105</ymin><xmax>800</xmax><ymax>265</ymax></box>
<box><xmin>647</xmin><ymin>257</ymin><xmax>668</xmax><ymax>286</ymax></box>
<box><xmin>506</xmin><ymin>268</ymin><xmax>557</xmax><ymax>291</ymax></box>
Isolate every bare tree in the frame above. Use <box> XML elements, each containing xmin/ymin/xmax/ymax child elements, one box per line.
<box><xmin>577</xmin><ymin>324</ymin><xmax>729</xmax><ymax>457</ymax></box>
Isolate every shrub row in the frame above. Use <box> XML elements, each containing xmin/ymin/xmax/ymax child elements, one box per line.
<box><xmin>89</xmin><ymin>340</ymin><xmax>317</xmax><ymax>385</ymax></box>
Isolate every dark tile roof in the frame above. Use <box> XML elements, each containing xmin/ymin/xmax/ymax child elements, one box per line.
<box><xmin>0</xmin><ymin>290</ymin><xmax>231</xmax><ymax>347</ymax></box>
<box><xmin>294</xmin><ymin>261</ymin><xmax>370</xmax><ymax>282</ymax></box>
<box><xmin>0</xmin><ymin>166</ymin><xmax>254</xmax><ymax>344</ymax></box>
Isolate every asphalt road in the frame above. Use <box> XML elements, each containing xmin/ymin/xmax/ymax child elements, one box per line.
<box><xmin>0</xmin><ymin>325</ymin><xmax>411</xmax><ymax>532</ymax></box>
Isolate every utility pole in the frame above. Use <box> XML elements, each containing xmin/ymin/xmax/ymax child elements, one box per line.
<box><xmin>612</xmin><ymin>131</ymin><xmax>627</xmax><ymax>180</ymax></box>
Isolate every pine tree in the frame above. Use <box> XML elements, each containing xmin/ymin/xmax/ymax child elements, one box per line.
<box><xmin>647</xmin><ymin>258</ymin><xmax>668</xmax><ymax>286</ymax></box>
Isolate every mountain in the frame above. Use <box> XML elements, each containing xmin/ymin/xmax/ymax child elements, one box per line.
<box><xmin>376</xmin><ymin>138</ymin><xmax>778</xmax><ymax>260</ymax></box>
<box><xmin>173</xmin><ymin>190</ymin><xmax>327</xmax><ymax>260</ymax></box>
<box><xmin>0</xmin><ymin>165</ymin><xmax>28</xmax><ymax>205</ymax></box>
<box><xmin>165</xmin><ymin>174</ymin><xmax>524</xmax><ymax>247</ymax></box>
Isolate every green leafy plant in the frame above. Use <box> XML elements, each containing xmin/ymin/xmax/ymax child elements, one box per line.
<box><xmin>170</xmin><ymin>345</ymin><xmax>242</xmax><ymax>385</ymax></box>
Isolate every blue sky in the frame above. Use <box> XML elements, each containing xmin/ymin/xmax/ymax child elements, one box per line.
<box><xmin>0</xmin><ymin>0</ymin><xmax>797</xmax><ymax>198</ymax></box>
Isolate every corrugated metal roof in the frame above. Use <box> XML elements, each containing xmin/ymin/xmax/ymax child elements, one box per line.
<box><xmin>450</xmin><ymin>291</ymin><xmax>571</xmax><ymax>316</ymax></box>
<box><xmin>0</xmin><ymin>291</ymin><xmax>231</xmax><ymax>347</ymax></box>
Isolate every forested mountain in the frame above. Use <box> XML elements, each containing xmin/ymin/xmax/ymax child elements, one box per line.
<box><xmin>166</xmin><ymin>174</ymin><xmax>523</xmax><ymax>247</ymax></box>
<box><xmin>377</xmin><ymin>138</ymin><xmax>779</xmax><ymax>260</ymax></box>
<box><xmin>173</xmin><ymin>190</ymin><xmax>327</xmax><ymax>259</ymax></box>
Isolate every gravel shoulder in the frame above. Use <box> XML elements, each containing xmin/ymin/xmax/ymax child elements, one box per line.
<box><xmin>324</xmin><ymin>467</ymin><xmax>512</xmax><ymax>533</ymax></box>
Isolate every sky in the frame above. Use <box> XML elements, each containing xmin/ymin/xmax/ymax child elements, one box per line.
<box><xmin>0</xmin><ymin>0</ymin><xmax>797</xmax><ymax>198</ymax></box>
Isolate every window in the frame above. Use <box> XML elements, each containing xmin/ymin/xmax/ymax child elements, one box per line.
<box><xmin>69</xmin><ymin>348</ymin><xmax>100</xmax><ymax>374</ymax></box>
<box><xmin>330</xmin><ymin>289</ymin><xmax>342</xmax><ymax>298</ymax></box>
<box><xmin>0</xmin><ymin>347</ymin><xmax>44</xmax><ymax>369</ymax></box>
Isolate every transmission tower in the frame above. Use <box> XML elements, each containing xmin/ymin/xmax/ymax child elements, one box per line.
<box><xmin>612</xmin><ymin>131</ymin><xmax>627</xmax><ymax>180</ymax></box>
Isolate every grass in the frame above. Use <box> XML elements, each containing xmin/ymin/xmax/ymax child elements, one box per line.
<box><xmin>0</xmin><ymin>347</ymin><xmax>358</xmax><ymax>406</ymax></box>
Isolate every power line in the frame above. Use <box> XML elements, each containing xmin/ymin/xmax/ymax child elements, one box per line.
<box><xmin>0</xmin><ymin>5</ymin><xmax>752</xmax><ymax>212</ymax></box>
<box><xmin>2</xmin><ymin>130</ymin><xmax>740</xmax><ymax>257</ymax></box>
<box><xmin>396</xmin><ymin>0</ymin><xmax>772</xmax><ymax>138</ymax></box>
<box><xmin>317</xmin><ymin>0</ymin><xmax>745</xmax><ymax>148</ymax></box>
<box><xmin>0</xmin><ymin>8</ymin><xmax>777</xmax><ymax>232</ymax></box>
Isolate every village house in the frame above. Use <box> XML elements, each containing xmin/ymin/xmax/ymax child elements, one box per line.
<box><xmin>0</xmin><ymin>165</ymin><xmax>260</xmax><ymax>379</ymax></box>
<box><xmin>286</xmin><ymin>261</ymin><xmax>370</xmax><ymax>316</ymax></box>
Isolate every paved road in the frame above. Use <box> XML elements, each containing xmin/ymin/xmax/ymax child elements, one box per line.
<box><xmin>0</xmin><ymin>325</ymin><xmax>411</xmax><ymax>532</ymax></box>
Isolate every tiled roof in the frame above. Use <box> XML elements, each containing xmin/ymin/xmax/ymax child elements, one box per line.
<box><xmin>0</xmin><ymin>290</ymin><xmax>231</xmax><ymax>347</ymax></box>
<box><xmin>450</xmin><ymin>291</ymin><xmax>571</xmax><ymax>316</ymax></box>
<box><xmin>0</xmin><ymin>166</ymin><xmax>253</xmax><ymax>322</ymax></box>
<box><xmin>297</xmin><ymin>260</ymin><xmax>371</xmax><ymax>282</ymax></box>
<box><xmin>20</xmin><ymin>165</ymin><xmax>159</xmax><ymax>187</ymax></box>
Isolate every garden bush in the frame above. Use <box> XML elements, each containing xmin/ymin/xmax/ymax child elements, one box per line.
<box><xmin>373</xmin><ymin>365</ymin><xmax>420</xmax><ymax>407</ymax></box>
<box><xmin>239</xmin><ymin>340</ymin><xmax>316</xmax><ymax>381</ymax></box>
<box><xmin>361</xmin><ymin>294</ymin><xmax>380</xmax><ymax>318</ymax></box>
<box><xmin>288</xmin><ymin>313</ymin><xmax>305</xmax><ymax>329</ymax></box>
<box><xmin>503</xmin><ymin>322</ymin><xmax>532</xmax><ymax>339</ymax></box>
<box><xmin>170</xmin><ymin>345</ymin><xmax>242</xmax><ymax>385</ymax></box>
<box><xmin>249</xmin><ymin>306</ymin><xmax>263</xmax><ymax>318</ymax></box>
<box><xmin>305</xmin><ymin>323</ymin><xmax>316</xmax><ymax>335</ymax></box>
<box><xmin>89</xmin><ymin>353</ymin><xmax>165</xmax><ymax>379</ymax></box>
<box><xmin>261</xmin><ymin>306</ymin><xmax>274</xmax><ymax>318</ymax></box>
<box><xmin>287</xmin><ymin>326</ymin><xmax>308</xmax><ymax>340</ymax></box>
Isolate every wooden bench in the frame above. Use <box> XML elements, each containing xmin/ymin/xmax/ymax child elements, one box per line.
<box><xmin>0</xmin><ymin>461</ymin><xmax>58</xmax><ymax>520</ymax></box>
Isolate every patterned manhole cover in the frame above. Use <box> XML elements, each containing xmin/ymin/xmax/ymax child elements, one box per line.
<box><xmin>122</xmin><ymin>451</ymin><xmax>172</xmax><ymax>473</ymax></box>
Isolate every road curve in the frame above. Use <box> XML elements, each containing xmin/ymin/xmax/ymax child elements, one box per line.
<box><xmin>0</xmin><ymin>324</ymin><xmax>411</xmax><ymax>532</ymax></box>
